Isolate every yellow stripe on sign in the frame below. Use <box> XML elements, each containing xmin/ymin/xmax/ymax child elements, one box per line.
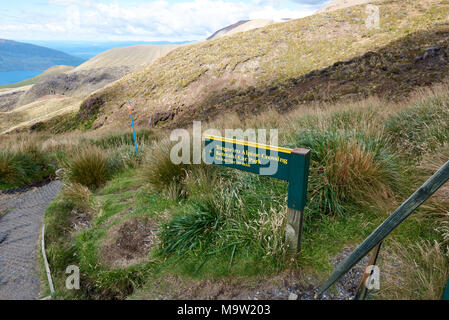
<box><xmin>205</xmin><ymin>135</ymin><xmax>292</xmax><ymax>154</ymax></box>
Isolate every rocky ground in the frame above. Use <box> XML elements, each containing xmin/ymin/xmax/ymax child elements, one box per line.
<box><xmin>17</xmin><ymin>66</ymin><xmax>131</xmax><ymax>107</ymax></box>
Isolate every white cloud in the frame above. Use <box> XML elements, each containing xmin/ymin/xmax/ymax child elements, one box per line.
<box><xmin>0</xmin><ymin>0</ymin><xmax>324</xmax><ymax>41</ymax></box>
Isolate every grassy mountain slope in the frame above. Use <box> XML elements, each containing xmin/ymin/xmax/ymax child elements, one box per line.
<box><xmin>0</xmin><ymin>39</ymin><xmax>85</xmax><ymax>71</ymax></box>
<box><xmin>81</xmin><ymin>0</ymin><xmax>449</xmax><ymax>130</ymax></box>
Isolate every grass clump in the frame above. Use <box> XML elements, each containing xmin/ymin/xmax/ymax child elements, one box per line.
<box><xmin>158</xmin><ymin>171</ymin><xmax>289</xmax><ymax>272</ymax></box>
<box><xmin>0</xmin><ymin>144</ymin><xmax>55</xmax><ymax>190</ymax></box>
<box><xmin>107</xmin><ymin>145</ymin><xmax>144</xmax><ymax>172</ymax></box>
<box><xmin>385</xmin><ymin>91</ymin><xmax>449</xmax><ymax>159</ymax></box>
<box><xmin>62</xmin><ymin>145</ymin><xmax>110</xmax><ymax>190</ymax></box>
<box><xmin>378</xmin><ymin>240</ymin><xmax>449</xmax><ymax>300</ymax></box>
<box><xmin>142</xmin><ymin>139</ymin><xmax>198</xmax><ymax>198</ymax></box>
<box><xmin>297</xmin><ymin>130</ymin><xmax>403</xmax><ymax>216</ymax></box>
<box><xmin>90</xmin><ymin>130</ymin><xmax>155</xmax><ymax>149</ymax></box>
<box><xmin>61</xmin><ymin>182</ymin><xmax>94</xmax><ymax>213</ymax></box>
<box><xmin>159</xmin><ymin>208</ymin><xmax>224</xmax><ymax>255</ymax></box>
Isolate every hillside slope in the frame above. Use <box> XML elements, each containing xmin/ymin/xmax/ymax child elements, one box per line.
<box><xmin>0</xmin><ymin>39</ymin><xmax>84</xmax><ymax>71</ymax></box>
<box><xmin>78</xmin><ymin>0</ymin><xmax>449</xmax><ymax>130</ymax></box>
<box><xmin>72</xmin><ymin>44</ymin><xmax>179</xmax><ymax>72</ymax></box>
<box><xmin>0</xmin><ymin>44</ymin><xmax>186</xmax><ymax>133</ymax></box>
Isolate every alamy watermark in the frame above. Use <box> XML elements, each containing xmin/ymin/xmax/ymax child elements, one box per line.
<box><xmin>365</xmin><ymin>5</ymin><xmax>380</xmax><ymax>30</ymax></box>
<box><xmin>170</xmin><ymin>121</ymin><xmax>281</xmax><ymax>175</ymax></box>
<box><xmin>65</xmin><ymin>265</ymin><xmax>80</xmax><ymax>290</ymax></box>
<box><xmin>365</xmin><ymin>265</ymin><xmax>380</xmax><ymax>291</ymax></box>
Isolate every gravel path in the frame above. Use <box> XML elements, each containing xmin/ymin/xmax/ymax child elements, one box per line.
<box><xmin>0</xmin><ymin>181</ymin><xmax>61</xmax><ymax>300</ymax></box>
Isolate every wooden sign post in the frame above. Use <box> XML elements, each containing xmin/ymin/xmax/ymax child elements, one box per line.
<box><xmin>204</xmin><ymin>135</ymin><xmax>310</xmax><ymax>252</ymax></box>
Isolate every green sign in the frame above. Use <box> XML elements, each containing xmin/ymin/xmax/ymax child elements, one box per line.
<box><xmin>204</xmin><ymin>135</ymin><xmax>310</xmax><ymax>210</ymax></box>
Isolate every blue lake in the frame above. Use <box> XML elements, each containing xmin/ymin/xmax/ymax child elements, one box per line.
<box><xmin>0</xmin><ymin>70</ymin><xmax>45</xmax><ymax>85</ymax></box>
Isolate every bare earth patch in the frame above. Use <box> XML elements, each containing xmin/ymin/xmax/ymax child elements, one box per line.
<box><xmin>133</xmin><ymin>246</ymin><xmax>369</xmax><ymax>300</ymax></box>
<box><xmin>101</xmin><ymin>217</ymin><xmax>157</xmax><ymax>269</ymax></box>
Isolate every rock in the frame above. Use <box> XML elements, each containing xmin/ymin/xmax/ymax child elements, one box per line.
<box><xmin>288</xmin><ymin>293</ymin><xmax>298</xmax><ymax>300</ymax></box>
<box><xmin>29</xmin><ymin>122</ymin><xmax>44</xmax><ymax>132</ymax></box>
<box><xmin>423</xmin><ymin>46</ymin><xmax>443</xmax><ymax>60</ymax></box>
<box><xmin>426</xmin><ymin>46</ymin><xmax>442</xmax><ymax>52</ymax></box>
<box><xmin>414</xmin><ymin>55</ymin><xmax>423</xmax><ymax>63</ymax></box>
<box><xmin>396</xmin><ymin>64</ymin><xmax>412</xmax><ymax>72</ymax></box>
<box><xmin>151</xmin><ymin>111</ymin><xmax>176</xmax><ymax>126</ymax></box>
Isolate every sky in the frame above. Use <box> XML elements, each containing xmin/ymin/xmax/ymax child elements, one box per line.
<box><xmin>0</xmin><ymin>0</ymin><xmax>331</xmax><ymax>42</ymax></box>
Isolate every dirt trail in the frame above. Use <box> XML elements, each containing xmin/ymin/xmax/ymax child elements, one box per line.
<box><xmin>0</xmin><ymin>181</ymin><xmax>61</xmax><ymax>300</ymax></box>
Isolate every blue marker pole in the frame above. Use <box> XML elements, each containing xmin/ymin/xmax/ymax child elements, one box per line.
<box><xmin>128</xmin><ymin>101</ymin><xmax>138</xmax><ymax>152</ymax></box>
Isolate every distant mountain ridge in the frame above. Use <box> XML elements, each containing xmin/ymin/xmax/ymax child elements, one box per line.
<box><xmin>207</xmin><ymin>19</ymin><xmax>274</xmax><ymax>40</ymax></box>
<box><xmin>0</xmin><ymin>39</ymin><xmax>85</xmax><ymax>71</ymax></box>
<box><xmin>207</xmin><ymin>20</ymin><xmax>250</xmax><ymax>40</ymax></box>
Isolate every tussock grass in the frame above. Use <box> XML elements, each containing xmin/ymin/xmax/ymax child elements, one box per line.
<box><xmin>159</xmin><ymin>173</ymin><xmax>289</xmax><ymax>268</ymax></box>
<box><xmin>89</xmin><ymin>129</ymin><xmax>155</xmax><ymax>149</ymax></box>
<box><xmin>297</xmin><ymin>130</ymin><xmax>403</xmax><ymax>216</ymax></box>
<box><xmin>378</xmin><ymin>240</ymin><xmax>449</xmax><ymax>300</ymax></box>
<box><xmin>142</xmin><ymin>138</ymin><xmax>207</xmax><ymax>199</ymax></box>
<box><xmin>0</xmin><ymin>136</ymin><xmax>55</xmax><ymax>189</ymax></box>
<box><xmin>385</xmin><ymin>90</ymin><xmax>449</xmax><ymax>159</ymax></box>
<box><xmin>61</xmin><ymin>182</ymin><xmax>94</xmax><ymax>213</ymax></box>
<box><xmin>62</xmin><ymin>145</ymin><xmax>110</xmax><ymax>190</ymax></box>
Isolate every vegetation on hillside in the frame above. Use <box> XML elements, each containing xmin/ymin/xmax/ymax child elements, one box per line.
<box><xmin>32</xmin><ymin>83</ymin><xmax>449</xmax><ymax>300</ymax></box>
<box><xmin>1</xmin><ymin>0</ymin><xmax>448</xmax><ymax>302</ymax></box>
<box><xmin>74</xmin><ymin>0</ymin><xmax>449</xmax><ymax>131</ymax></box>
